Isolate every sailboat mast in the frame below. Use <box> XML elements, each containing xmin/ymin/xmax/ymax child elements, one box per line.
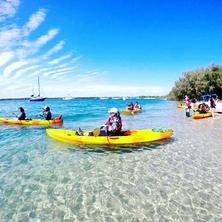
<box><xmin>38</xmin><ymin>76</ymin><xmax>40</xmax><ymax>96</ymax></box>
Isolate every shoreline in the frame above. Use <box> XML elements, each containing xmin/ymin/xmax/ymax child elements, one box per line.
<box><xmin>0</xmin><ymin>96</ymin><xmax>167</xmax><ymax>101</ymax></box>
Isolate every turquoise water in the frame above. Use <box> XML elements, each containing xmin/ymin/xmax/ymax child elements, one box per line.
<box><xmin>0</xmin><ymin>98</ymin><xmax>222</xmax><ymax>221</ymax></box>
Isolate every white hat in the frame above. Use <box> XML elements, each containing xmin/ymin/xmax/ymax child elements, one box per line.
<box><xmin>108</xmin><ymin>107</ymin><xmax>118</xmax><ymax>113</ymax></box>
<box><xmin>43</xmin><ymin>106</ymin><xmax>49</xmax><ymax>111</ymax></box>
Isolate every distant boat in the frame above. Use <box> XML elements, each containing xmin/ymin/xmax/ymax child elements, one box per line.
<box><xmin>62</xmin><ymin>96</ymin><xmax>73</xmax><ymax>100</ymax></box>
<box><xmin>30</xmin><ymin>77</ymin><xmax>46</xmax><ymax>101</ymax></box>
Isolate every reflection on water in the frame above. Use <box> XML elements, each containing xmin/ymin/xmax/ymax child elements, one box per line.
<box><xmin>0</xmin><ymin>99</ymin><xmax>222</xmax><ymax>221</ymax></box>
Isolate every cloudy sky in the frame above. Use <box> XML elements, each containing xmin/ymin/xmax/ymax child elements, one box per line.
<box><xmin>0</xmin><ymin>0</ymin><xmax>222</xmax><ymax>98</ymax></box>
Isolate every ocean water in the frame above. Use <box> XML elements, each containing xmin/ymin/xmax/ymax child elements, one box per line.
<box><xmin>0</xmin><ymin>98</ymin><xmax>222</xmax><ymax>221</ymax></box>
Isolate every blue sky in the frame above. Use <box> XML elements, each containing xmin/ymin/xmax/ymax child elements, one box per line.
<box><xmin>0</xmin><ymin>0</ymin><xmax>222</xmax><ymax>98</ymax></box>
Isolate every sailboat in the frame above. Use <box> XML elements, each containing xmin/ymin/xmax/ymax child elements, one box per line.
<box><xmin>30</xmin><ymin>77</ymin><xmax>46</xmax><ymax>101</ymax></box>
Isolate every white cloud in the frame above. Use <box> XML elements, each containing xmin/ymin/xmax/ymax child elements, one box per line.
<box><xmin>0</xmin><ymin>0</ymin><xmax>20</xmax><ymax>22</ymax></box>
<box><xmin>23</xmin><ymin>8</ymin><xmax>46</xmax><ymax>36</ymax></box>
<box><xmin>22</xmin><ymin>29</ymin><xmax>59</xmax><ymax>49</ymax></box>
<box><xmin>0</xmin><ymin>51</ymin><xmax>14</xmax><ymax>66</ymax></box>
<box><xmin>14</xmin><ymin>64</ymin><xmax>40</xmax><ymax>78</ymax></box>
<box><xmin>43</xmin><ymin>40</ymin><xmax>65</xmax><ymax>58</ymax></box>
<box><xmin>48</xmin><ymin>54</ymin><xmax>72</xmax><ymax>65</ymax></box>
<box><xmin>30</xmin><ymin>67</ymin><xmax>52</xmax><ymax>77</ymax></box>
<box><xmin>71</xmin><ymin>56</ymin><xmax>82</xmax><ymax>63</ymax></box>
<box><xmin>0</xmin><ymin>26</ymin><xmax>21</xmax><ymax>49</ymax></box>
<box><xmin>35</xmin><ymin>29</ymin><xmax>58</xmax><ymax>47</ymax></box>
<box><xmin>51</xmin><ymin>70</ymin><xmax>74</xmax><ymax>79</ymax></box>
<box><xmin>43</xmin><ymin>67</ymin><xmax>76</xmax><ymax>77</ymax></box>
<box><xmin>3</xmin><ymin>60</ymin><xmax>27</xmax><ymax>77</ymax></box>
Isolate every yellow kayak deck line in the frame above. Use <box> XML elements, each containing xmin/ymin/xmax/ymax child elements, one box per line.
<box><xmin>0</xmin><ymin>117</ymin><xmax>63</xmax><ymax>126</ymax></box>
<box><xmin>46</xmin><ymin>128</ymin><xmax>173</xmax><ymax>145</ymax></box>
<box><xmin>192</xmin><ymin>112</ymin><xmax>212</xmax><ymax>119</ymax></box>
<box><xmin>121</xmin><ymin>108</ymin><xmax>142</xmax><ymax>115</ymax></box>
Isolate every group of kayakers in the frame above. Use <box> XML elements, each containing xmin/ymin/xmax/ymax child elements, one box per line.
<box><xmin>127</xmin><ymin>102</ymin><xmax>141</xmax><ymax>110</ymax></box>
<box><xmin>183</xmin><ymin>95</ymin><xmax>217</xmax><ymax>118</ymax></box>
<box><xmin>12</xmin><ymin>101</ymin><xmax>142</xmax><ymax>136</ymax></box>
<box><xmin>13</xmin><ymin>106</ymin><xmax>52</xmax><ymax>120</ymax></box>
<box><xmin>77</xmin><ymin>101</ymin><xmax>142</xmax><ymax>136</ymax></box>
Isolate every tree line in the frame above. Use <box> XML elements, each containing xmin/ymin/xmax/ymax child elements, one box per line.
<box><xmin>168</xmin><ymin>65</ymin><xmax>222</xmax><ymax>100</ymax></box>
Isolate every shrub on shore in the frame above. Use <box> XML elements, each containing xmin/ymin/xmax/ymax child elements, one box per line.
<box><xmin>168</xmin><ymin>65</ymin><xmax>222</xmax><ymax>100</ymax></box>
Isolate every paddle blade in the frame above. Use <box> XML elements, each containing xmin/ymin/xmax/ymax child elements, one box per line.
<box><xmin>93</xmin><ymin>127</ymin><xmax>100</xmax><ymax>137</ymax></box>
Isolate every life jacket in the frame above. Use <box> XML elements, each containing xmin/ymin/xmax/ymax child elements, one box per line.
<box><xmin>135</xmin><ymin>104</ymin><xmax>140</xmax><ymax>109</ymax></box>
<box><xmin>105</xmin><ymin>114</ymin><xmax>122</xmax><ymax>132</ymax></box>
<box><xmin>185</xmin><ymin>100</ymin><xmax>191</xmax><ymax>107</ymax></box>
<box><xmin>128</xmin><ymin>104</ymin><xmax>134</xmax><ymax>110</ymax></box>
<box><xmin>44</xmin><ymin>111</ymin><xmax>52</xmax><ymax>120</ymax></box>
<box><xmin>18</xmin><ymin>112</ymin><xmax>26</xmax><ymax>120</ymax></box>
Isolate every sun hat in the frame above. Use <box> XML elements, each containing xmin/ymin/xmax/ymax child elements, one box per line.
<box><xmin>43</xmin><ymin>106</ymin><xmax>50</xmax><ymax>111</ymax></box>
<box><xmin>108</xmin><ymin>107</ymin><xmax>118</xmax><ymax>113</ymax></box>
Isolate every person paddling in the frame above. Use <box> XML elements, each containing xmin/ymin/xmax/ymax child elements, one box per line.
<box><xmin>77</xmin><ymin>107</ymin><xmax>122</xmax><ymax>136</ymax></box>
<box><xmin>134</xmin><ymin>101</ymin><xmax>141</xmax><ymax>109</ymax></box>
<box><xmin>13</xmin><ymin>107</ymin><xmax>26</xmax><ymax>120</ymax></box>
<box><xmin>101</xmin><ymin>107</ymin><xmax>122</xmax><ymax>136</ymax></box>
<box><xmin>128</xmin><ymin>102</ymin><xmax>134</xmax><ymax>110</ymax></box>
<box><xmin>40</xmin><ymin>106</ymin><xmax>52</xmax><ymax>120</ymax></box>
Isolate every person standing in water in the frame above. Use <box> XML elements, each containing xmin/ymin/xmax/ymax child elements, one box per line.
<box><xmin>210</xmin><ymin>96</ymin><xmax>216</xmax><ymax>118</ymax></box>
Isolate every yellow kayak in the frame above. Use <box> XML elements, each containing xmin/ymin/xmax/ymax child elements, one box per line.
<box><xmin>46</xmin><ymin>128</ymin><xmax>173</xmax><ymax>145</ymax></box>
<box><xmin>0</xmin><ymin>116</ymin><xmax>63</xmax><ymax>126</ymax></box>
<box><xmin>192</xmin><ymin>112</ymin><xmax>212</xmax><ymax>119</ymax></box>
<box><xmin>176</xmin><ymin>105</ymin><xmax>185</xmax><ymax>108</ymax></box>
<box><xmin>121</xmin><ymin>108</ymin><xmax>142</xmax><ymax>115</ymax></box>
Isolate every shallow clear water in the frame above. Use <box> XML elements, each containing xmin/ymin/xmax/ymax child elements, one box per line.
<box><xmin>0</xmin><ymin>98</ymin><xmax>222</xmax><ymax>221</ymax></box>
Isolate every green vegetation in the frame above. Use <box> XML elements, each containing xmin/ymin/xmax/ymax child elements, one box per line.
<box><xmin>168</xmin><ymin>65</ymin><xmax>222</xmax><ymax>100</ymax></box>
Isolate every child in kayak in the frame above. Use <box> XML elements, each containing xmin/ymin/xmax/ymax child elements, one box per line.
<box><xmin>13</xmin><ymin>107</ymin><xmax>26</xmax><ymax>120</ymax></box>
<box><xmin>41</xmin><ymin>106</ymin><xmax>52</xmax><ymax>120</ymax></box>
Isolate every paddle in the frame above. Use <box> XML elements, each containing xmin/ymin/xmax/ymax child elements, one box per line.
<box><xmin>93</xmin><ymin>127</ymin><xmax>100</xmax><ymax>137</ymax></box>
<box><xmin>12</xmin><ymin>112</ymin><xmax>17</xmax><ymax>118</ymax></box>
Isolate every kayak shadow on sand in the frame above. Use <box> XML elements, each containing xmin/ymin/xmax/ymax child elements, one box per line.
<box><xmin>47</xmin><ymin>137</ymin><xmax>175</xmax><ymax>154</ymax></box>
